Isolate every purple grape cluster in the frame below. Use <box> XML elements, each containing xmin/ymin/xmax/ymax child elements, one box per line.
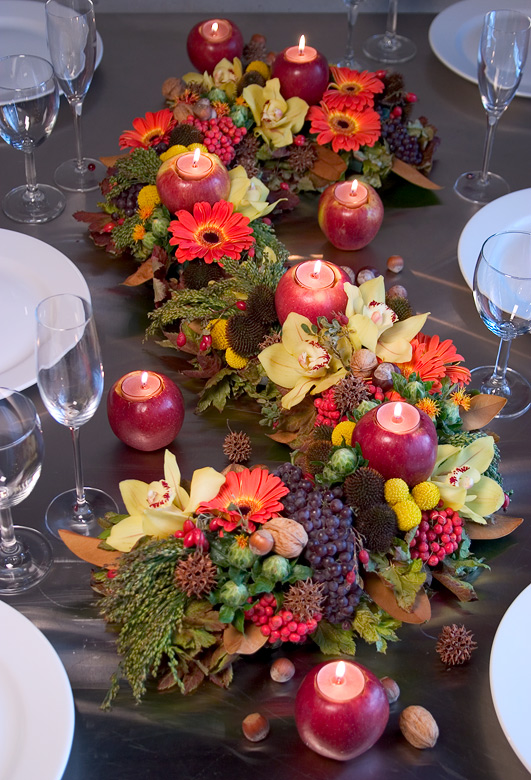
<box><xmin>274</xmin><ymin>464</ymin><xmax>362</xmax><ymax>628</ymax></box>
<box><xmin>381</xmin><ymin>117</ymin><xmax>423</xmax><ymax>166</ymax></box>
<box><xmin>111</xmin><ymin>182</ymin><xmax>144</xmax><ymax>218</ymax></box>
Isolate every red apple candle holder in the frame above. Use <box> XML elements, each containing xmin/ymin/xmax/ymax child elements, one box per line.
<box><xmin>271</xmin><ymin>35</ymin><xmax>329</xmax><ymax>105</ymax></box>
<box><xmin>107</xmin><ymin>371</ymin><xmax>185</xmax><ymax>452</ymax></box>
<box><xmin>352</xmin><ymin>401</ymin><xmax>438</xmax><ymax>486</ymax></box>
<box><xmin>156</xmin><ymin>148</ymin><xmax>230</xmax><ymax>215</ymax></box>
<box><xmin>318</xmin><ymin>179</ymin><xmax>384</xmax><ymax>251</ymax></box>
<box><xmin>274</xmin><ymin>259</ymin><xmax>350</xmax><ymax>324</ymax></box>
<box><xmin>186</xmin><ymin>18</ymin><xmax>244</xmax><ymax>74</ymax></box>
<box><xmin>295</xmin><ymin>660</ymin><xmax>389</xmax><ymax>761</ymax></box>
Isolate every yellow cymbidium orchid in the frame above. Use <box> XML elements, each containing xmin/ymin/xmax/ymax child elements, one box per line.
<box><xmin>242</xmin><ymin>78</ymin><xmax>308</xmax><ymax>149</ymax></box>
<box><xmin>228</xmin><ymin>165</ymin><xmax>281</xmax><ymax>221</ymax></box>
<box><xmin>344</xmin><ymin>277</ymin><xmax>429</xmax><ymax>363</ymax></box>
<box><xmin>258</xmin><ymin>312</ymin><xmax>346</xmax><ymax>410</ymax></box>
<box><xmin>107</xmin><ymin>450</ymin><xmax>226</xmax><ymax>552</ymax></box>
<box><xmin>429</xmin><ymin>437</ymin><xmax>505</xmax><ymax>524</ymax></box>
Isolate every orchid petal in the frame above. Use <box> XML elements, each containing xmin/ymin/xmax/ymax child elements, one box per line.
<box><xmin>119</xmin><ymin>479</ymin><xmax>149</xmax><ymax>517</ymax></box>
<box><xmin>441</xmin><ymin>437</ymin><xmax>495</xmax><ymax>476</ymax></box>
<box><xmin>344</xmin><ymin>282</ymin><xmax>363</xmax><ymax>318</ymax></box>
<box><xmin>312</xmin><ymin>368</ymin><xmax>348</xmax><ymax>395</ymax></box>
<box><xmin>359</xmin><ymin>275</ymin><xmax>386</xmax><ymax>306</ymax></box>
<box><xmin>348</xmin><ymin>313</ymin><xmax>379</xmax><ymax>352</ymax></box>
<box><xmin>375</xmin><ymin>336</ymin><xmax>414</xmax><ymax>364</ymax></box>
<box><xmin>281</xmin><ymin>312</ymin><xmax>314</xmax><ymax>355</ymax></box>
<box><xmin>432</xmin><ymin>445</ymin><xmax>461</xmax><ymax>475</ymax></box>
<box><xmin>107</xmin><ymin>515</ymin><xmax>145</xmax><ymax>553</ymax></box>
<box><xmin>143</xmin><ymin>507</ymin><xmax>187</xmax><ymax>538</ymax></box>
<box><xmin>432</xmin><ymin>480</ymin><xmax>468</xmax><ymax>511</ymax></box>
<box><xmin>258</xmin><ymin>342</ymin><xmax>305</xmax><ymax>388</ymax></box>
<box><xmin>184</xmin><ymin>467</ymin><xmax>226</xmax><ymax>515</ymax></box>
<box><xmin>164</xmin><ymin>450</ymin><xmax>182</xmax><ymax>494</ymax></box>
<box><xmin>462</xmin><ymin>476</ymin><xmax>505</xmax><ymax>520</ymax></box>
<box><xmin>281</xmin><ymin>378</ymin><xmax>317</xmax><ymax>410</ymax></box>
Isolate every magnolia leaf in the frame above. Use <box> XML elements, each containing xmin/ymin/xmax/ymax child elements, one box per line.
<box><xmin>309</xmin><ymin>145</ymin><xmax>348</xmax><ymax>182</ymax></box>
<box><xmin>223</xmin><ymin>623</ymin><xmax>268</xmax><ymax>655</ymax></box>
<box><xmin>58</xmin><ymin>529</ymin><xmax>121</xmax><ymax>568</ymax></box>
<box><xmin>100</xmin><ymin>154</ymin><xmax>124</xmax><ymax>168</ymax></box>
<box><xmin>267</xmin><ymin>431</ymin><xmax>299</xmax><ymax>444</ymax></box>
<box><xmin>364</xmin><ymin>572</ymin><xmax>431</xmax><ymax>624</ymax></box>
<box><xmin>432</xmin><ymin>570</ymin><xmax>478</xmax><ymax>602</ymax></box>
<box><xmin>460</xmin><ymin>394</ymin><xmax>507</xmax><ymax>431</ymax></box>
<box><xmin>122</xmin><ymin>259</ymin><xmax>154</xmax><ymax>286</ymax></box>
<box><xmin>465</xmin><ymin>514</ymin><xmax>523</xmax><ymax>539</ymax></box>
<box><xmin>391</xmin><ymin>158</ymin><xmax>442</xmax><ymax>190</ymax></box>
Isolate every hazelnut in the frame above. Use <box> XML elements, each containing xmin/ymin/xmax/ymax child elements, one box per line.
<box><xmin>399</xmin><ymin>705</ymin><xmax>439</xmax><ymax>749</ymax></box>
<box><xmin>270</xmin><ymin>657</ymin><xmax>295</xmax><ymax>683</ymax></box>
<box><xmin>387</xmin><ymin>254</ymin><xmax>404</xmax><ymax>273</ymax></box>
<box><xmin>248</xmin><ymin>529</ymin><xmax>274</xmax><ymax>556</ymax></box>
<box><xmin>356</xmin><ymin>266</ymin><xmax>378</xmax><ymax>285</ymax></box>
<box><xmin>340</xmin><ymin>265</ymin><xmax>356</xmax><ymax>284</ymax></box>
<box><xmin>380</xmin><ymin>676</ymin><xmax>400</xmax><ymax>703</ymax></box>
<box><xmin>387</xmin><ymin>284</ymin><xmax>408</xmax><ymax>300</ymax></box>
<box><xmin>242</xmin><ymin>712</ymin><xmax>270</xmax><ymax>742</ymax></box>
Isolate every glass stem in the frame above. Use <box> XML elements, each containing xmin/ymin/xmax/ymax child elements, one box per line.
<box><xmin>345</xmin><ymin>2</ymin><xmax>360</xmax><ymax>64</ymax></box>
<box><xmin>490</xmin><ymin>337</ymin><xmax>512</xmax><ymax>386</ymax></box>
<box><xmin>0</xmin><ymin>505</ymin><xmax>18</xmax><ymax>554</ymax></box>
<box><xmin>71</xmin><ymin>98</ymin><xmax>85</xmax><ymax>172</ymax></box>
<box><xmin>70</xmin><ymin>426</ymin><xmax>88</xmax><ymax>510</ymax></box>
<box><xmin>384</xmin><ymin>0</ymin><xmax>398</xmax><ymax>43</ymax></box>
<box><xmin>23</xmin><ymin>147</ymin><xmax>43</xmax><ymax>205</ymax></box>
<box><xmin>479</xmin><ymin>112</ymin><xmax>499</xmax><ymax>184</ymax></box>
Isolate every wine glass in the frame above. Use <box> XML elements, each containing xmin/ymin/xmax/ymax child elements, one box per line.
<box><xmin>36</xmin><ymin>294</ymin><xmax>118</xmax><ymax>538</ymax></box>
<box><xmin>454</xmin><ymin>10</ymin><xmax>531</xmax><ymax>205</ymax></box>
<box><xmin>338</xmin><ymin>0</ymin><xmax>366</xmax><ymax>70</ymax></box>
<box><xmin>45</xmin><ymin>0</ymin><xmax>106</xmax><ymax>192</ymax></box>
<box><xmin>0</xmin><ymin>54</ymin><xmax>65</xmax><ymax>224</ymax></box>
<box><xmin>0</xmin><ymin>388</ymin><xmax>53</xmax><ymax>594</ymax></box>
<box><xmin>471</xmin><ymin>231</ymin><xmax>531</xmax><ymax>419</ymax></box>
<box><xmin>363</xmin><ymin>0</ymin><xmax>416</xmax><ymax>64</ymax></box>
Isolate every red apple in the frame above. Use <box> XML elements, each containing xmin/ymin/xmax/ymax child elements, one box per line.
<box><xmin>318</xmin><ymin>180</ymin><xmax>384</xmax><ymax>251</ymax></box>
<box><xmin>295</xmin><ymin>661</ymin><xmax>389</xmax><ymax>761</ymax></box>
<box><xmin>271</xmin><ymin>50</ymin><xmax>329</xmax><ymax>105</ymax></box>
<box><xmin>156</xmin><ymin>152</ymin><xmax>230</xmax><ymax>215</ymax></box>
<box><xmin>351</xmin><ymin>404</ymin><xmax>438</xmax><ymax>486</ymax></box>
<box><xmin>186</xmin><ymin>19</ymin><xmax>244</xmax><ymax>74</ymax></box>
<box><xmin>107</xmin><ymin>372</ymin><xmax>185</xmax><ymax>452</ymax></box>
<box><xmin>275</xmin><ymin>262</ymin><xmax>351</xmax><ymax>325</ymax></box>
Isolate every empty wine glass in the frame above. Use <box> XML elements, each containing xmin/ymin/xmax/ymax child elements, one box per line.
<box><xmin>0</xmin><ymin>388</ymin><xmax>53</xmax><ymax>594</ymax></box>
<box><xmin>363</xmin><ymin>0</ymin><xmax>416</xmax><ymax>64</ymax></box>
<box><xmin>0</xmin><ymin>54</ymin><xmax>65</xmax><ymax>224</ymax></box>
<box><xmin>45</xmin><ymin>0</ymin><xmax>106</xmax><ymax>192</ymax></box>
<box><xmin>338</xmin><ymin>0</ymin><xmax>365</xmax><ymax>70</ymax></box>
<box><xmin>36</xmin><ymin>294</ymin><xmax>118</xmax><ymax>538</ymax></box>
<box><xmin>454</xmin><ymin>10</ymin><xmax>531</xmax><ymax>204</ymax></box>
<box><xmin>471</xmin><ymin>231</ymin><xmax>531</xmax><ymax>419</ymax></box>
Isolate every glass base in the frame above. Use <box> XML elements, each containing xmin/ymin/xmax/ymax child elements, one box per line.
<box><xmin>363</xmin><ymin>34</ymin><xmax>417</xmax><ymax>64</ymax></box>
<box><xmin>469</xmin><ymin>365</ymin><xmax>531</xmax><ymax>419</ymax></box>
<box><xmin>336</xmin><ymin>54</ymin><xmax>365</xmax><ymax>69</ymax></box>
<box><xmin>454</xmin><ymin>171</ymin><xmax>510</xmax><ymax>205</ymax></box>
<box><xmin>54</xmin><ymin>158</ymin><xmax>107</xmax><ymax>192</ymax></box>
<box><xmin>0</xmin><ymin>527</ymin><xmax>53</xmax><ymax>594</ymax></box>
<box><xmin>2</xmin><ymin>184</ymin><xmax>65</xmax><ymax>224</ymax></box>
<box><xmin>45</xmin><ymin>487</ymin><xmax>119</xmax><ymax>539</ymax></box>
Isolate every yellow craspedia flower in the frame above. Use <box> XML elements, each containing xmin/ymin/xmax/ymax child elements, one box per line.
<box><xmin>187</xmin><ymin>142</ymin><xmax>209</xmax><ymax>153</ymax></box>
<box><xmin>331</xmin><ymin>420</ymin><xmax>356</xmax><ymax>447</ymax></box>
<box><xmin>209</xmin><ymin>318</ymin><xmax>229</xmax><ymax>350</ymax></box>
<box><xmin>246</xmin><ymin>60</ymin><xmax>270</xmax><ymax>80</ymax></box>
<box><xmin>394</xmin><ymin>499</ymin><xmax>422</xmax><ymax>532</ymax></box>
<box><xmin>411</xmin><ymin>481</ymin><xmax>440</xmax><ymax>511</ymax></box>
<box><xmin>384</xmin><ymin>478</ymin><xmax>410</xmax><ymax>505</ymax></box>
<box><xmin>159</xmin><ymin>144</ymin><xmax>188</xmax><ymax>161</ymax></box>
<box><xmin>137</xmin><ymin>185</ymin><xmax>161</xmax><ymax>210</ymax></box>
<box><xmin>225</xmin><ymin>347</ymin><xmax>248</xmax><ymax>369</ymax></box>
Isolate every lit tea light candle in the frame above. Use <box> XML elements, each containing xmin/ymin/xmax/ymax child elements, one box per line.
<box><xmin>120</xmin><ymin>370</ymin><xmax>162</xmax><ymax>400</ymax></box>
<box><xmin>274</xmin><ymin>260</ymin><xmax>350</xmax><ymax>324</ymax></box>
<box><xmin>176</xmin><ymin>148</ymin><xmax>213</xmax><ymax>181</ymax></box>
<box><xmin>376</xmin><ymin>401</ymin><xmax>420</xmax><ymax>433</ymax></box>
<box><xmin>334</xmin><ymin>179</ymin><xmax>369</xmax><ymax>208</ymax></box>
<box><xmin>200</xmin><ymin>18</ymin><xmax>231</xmax><ymax>42</ymax></box>
<box><xmin>295</xmin><ymin>259</ymin><xmax>336</xmax><ymax>290</ymax></box>
<box><xmin>186</xmin><ymin>18</ymin><xmax>244</xmax><ymax>74</ymax></box>
<box><xmin>285</xmin><ymin>34</ymin><xmax>318</xmax><ymax>63</ymax></box>
<box><xmin>316</xmin><ymin>660</ymin><xmax>365</xmax><ymax>702</ymax></box>
<box><xmin>271</xmin><ymin>34</ymin><xmax>329</xmax><ymax>105</ymax></box>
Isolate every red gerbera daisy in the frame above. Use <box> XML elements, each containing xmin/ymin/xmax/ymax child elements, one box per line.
<box><xmin>168</xmin><ymin>200</ymin><xmax>255</xmax><ymax>265</ymax></box>
<box><xmin>196</xmin><ymin>468</ymin><xmax>289</xmax><ymax>534</ymax></box>
<box><xmin>307</xmin><ymin>102</ymin><xmax>381</xmax><ymax>153</ymax></box>
<box><xmin>323</xmin><ymin>67</ymin><xmax>384</xmax><ymax>111</ymax></box>
<box><xmin>397</xmin><ymin>333</ymin><xmax>471</xmax><ymax>392</ymax></box>
<box><xmin>119</xmin><ymin>109</ymin><xmax>176</xmax><ymax>150</ymax></box>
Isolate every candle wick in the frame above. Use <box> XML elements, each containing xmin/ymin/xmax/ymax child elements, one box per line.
<box><xmin>334</xmin><ymin>675</ymin><xmax>345</xmax><ymax>686</ymax></box>
<box><xmin>392</xmin><ymin>415</ymin><xmax>402</xmax><ymax>424</ymax></box>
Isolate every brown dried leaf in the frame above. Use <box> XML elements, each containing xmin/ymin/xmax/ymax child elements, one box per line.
<box><xmin>431</xmin><ymin>570</ymin><xmax>478</xmax><ymax>602</ymax></box>
<box><xmin>122</xmin><ymin>258</ymin><xmax>154</xmax><ymax>286</ymax></box>
<box><xmin>181</xmin><ymin>666</ymin><xmax>205</xmax><ymax>694</ymax></box>
<box><xmin>309</xmin><ymin>145</ymin><xmax>347</xmax><ymax>182</ymax></box>
<box><xmin>391</xmin><ymin>158</ymin><xmax>442</xmax><ymax>190</ymax></box>
<box><xmin>460</xmin><ymin>394</ymin><xmax>507</xmax><ymax>431</ymax></box>
<box><xmin>267</xmin><ymin>431</ymin><xmax>299</xmax><ymax>444</ymax></box>
<box><xmin>223</xmin><ymin>623</ymin><xmax>268</xmax><ymax>655</ymax></box>
<box><xmin>364</xmin><ymin>572</ymin><xmax>431</xmax><ymax>624</ymax></box>
<box><xmin>465</xmin><ymin>514</ymin><xmax>523</xmax><ymax>539</ymax></box>
<box><xmin>100</xmin><ymin>154</ymin><xmax>124</xmax><ymax>168</ymax></box>
<box><xmin>58</xmin><ymin>529</ymin><xmax>121</xmax><ymax>568</ymax></box>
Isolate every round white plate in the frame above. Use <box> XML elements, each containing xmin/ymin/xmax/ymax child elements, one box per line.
<box><xmin>0</xmin><ymin>229</ymin><xmax>90</xmax><ymax>391</ymax></box>
<box><xmin>0</xmin><ymin>0</ymin><xmax>103</xmax><ymax>79</ymax></box>
<box><xmin>429</xmin><ymin>0</ymin><xmax>531</xmax><ymax>99</ymax></box>
<box><xmin>0</xmin><ymin>600</ymin><xmax>75</xmax><ymax>780</ymax></box>
<box><xmin>490</xmin><ymin>583</ymin><xmax>531</xmax><ymax>774</ymax></box>
<box><xmin>457</xmin><ymin>188</ymin><xmax>531</xmax><ymax>289</ymax></box>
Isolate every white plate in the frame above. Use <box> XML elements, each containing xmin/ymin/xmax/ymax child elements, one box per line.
<box><xmin>0</xmin><ymin>600</ymin><xmax>75</xmax><ymax>780</ymax></box>
<box><xmin>490</xmin><ymin>583</ymin><xmax>531</xmax><ymax>774</ymax></box>
<box><xmin>457</xmin><ymin>188</ymin><xmax>531</xmax><ymax>289</ymax></box>
<box><xmin>0</xmin><ymin>229</ymin><xmax>90</xmax><ymax>391</ymax></box>
<box><xmin>0</xmin><ymin>0</ymin><xmax>103</xmax><ymax>79</ymax></box>
<box><xmin>429</xmin><ymin>0</ymin><xmax>531</xmax><ymax>99</ymax></box>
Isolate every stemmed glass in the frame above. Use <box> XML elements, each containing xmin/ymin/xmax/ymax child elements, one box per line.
<box><xmin>471</xmin><ymin>231</ymin><xmax>531</xmax><ymax>419</ymax></box>
<box><xmin>454</xmin><ymin>10</ymin><xmax>531</xmax><ymax>205</ymax></box>
<box><xmin>45</xmin><ymin>0</ymin><xmax>106</xmax><ymax>192</ymax></box>
<box><xmin>338</xmin><ymin>0</ymin><xmax>365</xmax><ymax>70</ymax></box>
<box><xmin>0</xmin><ymin>54</ymin><xmax>65</xmax><ymax>224</ymax></box>
<box><xmin>363</xmin><ymin>0</ymin><xmax>416</xmax><ymax>64</ymax></box>
<box><xmin>0</xmin><ymin>389</ymin><xmax>53</xmax><ymax>594</ymax></box>
<box><xmin>36</xmin><ymin>294</ymin><xmax>118</xmax><ymax>538</ymax></box>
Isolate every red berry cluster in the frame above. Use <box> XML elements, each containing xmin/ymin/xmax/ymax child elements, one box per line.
<box><xmin>314</xmin><ymin>387</ymin><xmax>344</xmax><ymax>427</ymax></box>
<box><xmin>366</xmin><ymin>382</ymin><xmax>385</xmax><ymax>402</ymax></box>
<box><xmin>184</xmin><ymin>116</ymin><xmax>247</xmax><ymax>165</ymax></box>
<box><xmin>174</xmin><ymin>519</ymin><xmax>209</xmax><ymax>550</ymax></box>
<box><xmin>246</xmin><ymin>594</ymin><xmax>322</xmax><ymax>644</ymax></box>
<box><xmin>409</xmin><ymin>507</ymin><xmax>463</xmax><ymax>566</ymax></box>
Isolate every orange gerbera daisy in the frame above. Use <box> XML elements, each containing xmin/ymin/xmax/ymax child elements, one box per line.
<box><xmin>397</xmin><ymin>333</ymin><xmax>471</xmax><ymax>392</ymax></box>
<box><xmin>307</xmin><ymin>103</ymin><xmax>381</xmax><ymax>153</ymax></box>
<box><xmin>119</xmin><ymin>109</ymin><xmax>176</xmax><ymax>150</ymax></box>
<box><xmin>168</xmin><ymin>200</ymin><xmax>255</xmax><ymax>265</ymax></box>
<box><xmin>323</xmin><ymin>67</ymin><xmax>384</xmax><ymax>111</ymax></box>
<box><xmin>197</xmin><ymin>468</ymin><xmax>289</xmax><ymax>533</ymax></box>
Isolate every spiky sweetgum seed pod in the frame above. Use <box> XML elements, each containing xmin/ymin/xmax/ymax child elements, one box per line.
<box><xmin>226</xmin><ymin>314</ymin><xmax>265</xmax><ymax>357</ymax></box>
<box><xmin>223</xmin><ymin>430</ymin><xmax>252</xmax><ymax>463</ymax></box>
<box><xmin>355</xmin><ymin>503</ymin><xmax>397</xmax><ymax>553</ymax></box>
<box><xmin>436</xmin><ymin>624</ymin><xmax>477</xmax><ymax>666</ymax></box>
<box><xmin>343</xmin><ymin>467</ymin><xmax>386</xmax><ymax>511</ymax></box>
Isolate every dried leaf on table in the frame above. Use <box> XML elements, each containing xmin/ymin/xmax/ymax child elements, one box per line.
<box><xmin>100</xmin><ymin>154</ymin><xmax>124</xmax><ymax>168</ymax></box>
<box><xmin>58</xmin><ymin>529</ymin><xmax>121</xmax><ymax>568</ymax></box>
<box><xmin>465</xmin><ymin>514</ymin><xmax>523</xmax><ymax>540</ymax></box>
<box><xmin>122</xmin><ymin>258</ymin><xmax>154</xmax><ymax>286</ymax></box>
<box><xmin>431</xmin><ymin>570</ymin><xmax>478</xmax><ymax>602</ymax></box>
<box><xmin>223</xmin><ymin>623</ymin><xmax>268</xmax><ymax>654</ymax></box>
<box><xmin>391</xmin><ymin>158</ymin><xmax>442</xmax><ymax>190</ymax></box>
<box><xmin>363</xmin><ymin>571</ymin><xmax>431</xmax><ymax>624</ymax></box>
<box><xmin>460</xmin><ymin>394</ymin><xmax>507</xmax><ymax>431</ymax></box>
<box><xmin>309</xmin><ymin>145</ymin><xmax>348</xmax><ymax>183</ymax></box>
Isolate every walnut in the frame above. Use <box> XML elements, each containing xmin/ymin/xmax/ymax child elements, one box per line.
<box><xmin>350</xmin><ymin>349</ymin><xmax>378</xmax><ymax>379</ymax></box>
<box><xmin>399</xmin><ymin>705</ymin><xmax>439</xmax><ymax>749</ymax></box>
<box><xmin>262</xmin><ymin>517</ymin><xmax>308</xmax><ymax>558</ymax></box>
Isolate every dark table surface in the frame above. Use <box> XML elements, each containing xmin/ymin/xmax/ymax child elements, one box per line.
<box><xmin>1</xmin><ymin>10</ymin><xmax>530</xmax><ymax>780</ymax></box>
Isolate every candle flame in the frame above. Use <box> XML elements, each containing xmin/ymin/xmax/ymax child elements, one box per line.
<box><xmin>211</xmin><ymin>21</ymin><xmax>219</xmax><ymax>34</ymax></box>
<box><xmin>350</xmin><ymin>179</ymin><xmax>359</xmax><ymax>196</ymax></box>
<box><xmin>392</xmin><ymin>402</ymin><xmax>403</xmax><ymax>423</ymax></box>
<box><xmin>298</xmin><ymin>34</ymin><xmax>306</xmax><ymax>55</ymax></box>
<box><xmin>141</xmin><ymin>371</ymin><xmax>148</xmax><ymax>388</ymax></box>
<box><xmin>311</xmin><ymin>259</ymin><xmax>322</xmax><ymax>279</ymax></box>
<box><xmin>192</xmin><ymin>147</ymin><xmax>201</xmax><ymax>168</ymax></box>
<box><xmin>334</xmin><ymin>661</ymin><xmax>346</xmax><ymax>684</ymax></box>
